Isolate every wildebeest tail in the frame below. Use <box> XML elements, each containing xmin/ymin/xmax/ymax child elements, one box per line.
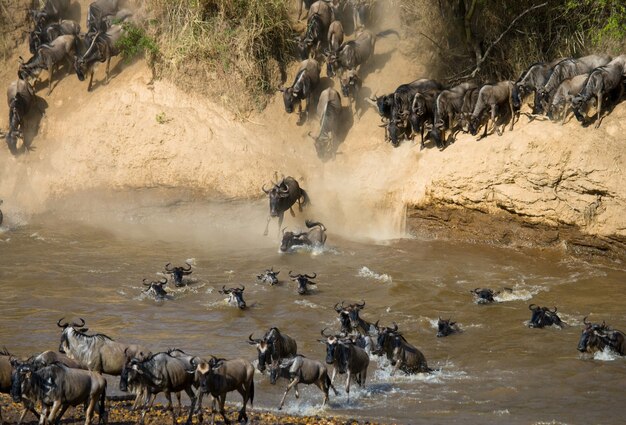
<box><xmin>300</xmin><ymin>188</ymin><xmax>311</xmax><ymax>207</ymax></box>
<box><xmin>305</xmin><ymin>220</ymin><xmax>326</xmax><ymax>231</ymax></box>
<box><xmin>249</xmin><ymin>379</ymin><xmax>254</xmax><ymax>407</ymax></box>
<box><xmin>376</xmin><ymin>29</ymin><xmax>400</xmax><ymax>39</ymax></box>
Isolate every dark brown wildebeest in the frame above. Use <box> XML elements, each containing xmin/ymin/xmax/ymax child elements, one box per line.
<box><xmin>340</xmin><ymin>68</ymin><xmax>362</xmax><ymax>117</ymax></box>
<box><xmin>29</xmin><ymin>19</ymin><xmax>81</xmax><ymax>55</ymax></box>
<box><xmin>257</xmin><ymin>267</ymin><xmax>280</xmax><ymax>285</ymax></box>
<box><xmin>248</xmin><ymin>327</ymin><xmax>298</xmax><ymax>373</ymax></box>
<box><xmin>280</xmin><ymin>220</ymin><xmax>327</xmax><ymax>252</ymax></box>
<box><xmin>309</xmin><ymin>87</ymin><xmax>342</xmax><ymax>158</ymax></box>
<box><xmin>0</xmin><ymin>348</ymin><xmax>14</xmax><ymax>424</ymax></box>
<box><xmin>436</xmin><ymin>318</ymin><xmax>460</xmax><ymax>337</ymax></box>
<box><xmin>468</xmin><ymin>81</ymin><xmax>515</xmax><ymax>138</ymax></box>
<box><xmin>335</xmin><ymin>300</ymin><xmax>377</xmax><ymax>335</ymax></box>
<box><xmin>164</xmin><ymin>262</ymin><xmax>193</xmax><ymax>286</ymax></box>
<box><xmin>297</xmin><ymin>0</ymin><xmax>317</xmax><ymax>21</ymax></box>
<box><xmin>300</xmin><ymin>1</ymin><xmax>334</xmax><ymax>59</ymax></box>
<box><xmin>269</xmin><ymin>355</ymin><xmax>337</xmax><ymax>409</ymax></box>
<box><xmin>326</xmin><ymin>29</ymin><xmax>399</xmax><ymax>77</ymax></box>
<box><xmin>319</xmin><ymin>330</ymin><xmax>369</xmax><ymax>400</ymax></box>
<box><xmin>431</xmin><ymin>82</ymin><xmax>477</xmax><ymax>147</ymax></box>
<box><xmin>262</xmin><ymin>176</ymin><xmax>310</xmax><ymax>236</ymax></box>
<box><xmin>375</xmin><ymin>324</ymin><xmax>432</xmax><ymax>374</ymax></box>
<box><xmin>577</xmin><ymin>317</ymin><xmax>625</xmax><ymax>356</ymax></box>
<box><xmin>288</xmin><ymin>271</ymin><xmax>318</xmax><ymax>295</ymax></box>
<box><xmin>5</xmin><ymin>79</ymin><xmax>36</xmax><ymax>155</ymax></box>
<box><xmin>527</xmin><ymin>304</ymin><xmax>565</xmax><ymax>329</ymax></box>
<box><xmin>219</xmin><ymin>285</ymin><xmax>247</xmax><ymax>309</ymax></box>
<box><xmin>409</xmin><ymin>85</ymin><xmax>445</xmax><ymax>149</ymax></box>
<box><xmin>279</xmin><ymin>59</ymin><xmax>320</xmax><ymax>122</ymax></box>
<box><xmin>513</xmin><ymin>58</ymin><xmax>564</xmax><ymax>114</ymax></box>
<box><xmin>86</xmin><ymin>0</ymin><xmax>119</xmax><ymax>34</ymax></box>
<box><xmin>328</xmin><ymin>20</ymin><xmax>344</xmax><ymax>53</ymax></box>
<box><xmin>142</xmin><ymin>277</ymin><xmax>168</xmax><ymax>299</ymax></box>
<box><xmin>18</xmin><ymin>34</ymin><xmax>76</xmax><ymax>96</ymax></box>
<box><xmin>195</xmin><ymin>357</ymin><xmax>255</xmax><ymax>425</ymax></box>
<box><xmin>548</xmin><ymin>74</ymin><xmax>588</xmax><ymax>124</ymax></box>
<box><xmin>470</xmin><ymin>288</ymin><xmax>499</xmax><ymax>304</ymax></box>
<box><xmin>74</xmin><ymin>24</ymin><xmax>125</xmax><ymax>91</ymax></box>
<box><xmin>30</xmin><ymin>0</ymin><xmax>70</xmax><ymax>29</ymax></box>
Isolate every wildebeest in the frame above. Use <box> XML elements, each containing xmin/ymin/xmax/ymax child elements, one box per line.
<box><xmin>269</xmin><ymin>355</ymin><xmax>337</xmax><ymax>410</ymax></box>
<box><xmin>248</xmin><ymin>327</ymin><xmax>298</xmax><ymax>373</ymax></box>
<box><xmin>257</xmin><ymin>267</ymin><xmax>280</xmax><ymax>285</ymax></box>
<box><xmin>340</xmin><ymin>68</ymin><xmax>362</xmax><ymax>117</ymax></box>
<box><xmin>29</xmin><ymin>19</ymin><xmax>81</xmax><ymax>55</ymax></box>
<box><xmin>263</xmin><ymin>176</ymin><xmax>310</xmax><ymax>236</ymax></box>
<box><xmin>548</xmin><ymin>74</ymin><xmax>588</xmax><ymax>124</ymax></box>
<box><xmin>327</xmin><ymin>20</ymin><xmax>344</xmax><ymax>53</ymax></box>
<box><xmin>164</xmin><ymin>262</ymin><xmax>193</xmax><ymax>287</ymax></box>
<box><xmin>18</xmin><ymin>34</ymin><xmax>77</xmax><ymax>96</ymax></box>
<box><xmin>319</xmin><ymin>330</ymin><xmax>369</xmax><ymax>399</ymax></box>
<box><xmin>57</xmin><ymin>318</ymin><xmax>152</xmax><ymax>374</ymax></box>
<box><xmin>0</xmin><ymin>348</ymin><xmax>13</xmax><ymax>424</ymax></box>
<box><xmin>470</xmin><ymin>288</ymin><xmax>499</xmax><ymax>304</ymax></box>
<box><xmin>375</xmin><ymin>324</ymin><xmax>432</xmax><ymax>374</ymax></box>
<box><xmin>86</xmin><ymin>0</ymin><xmax>119</xmax><ymax>34</ymax></box>
<box><xmin>74</xmin><ymin>24</ymin><xmax>125</xmax><ymax>91</ymax></box>
<box><xmin>280</xmin><ymin>220</ymin><xmax>327</xmax><ymax>252</ymax></box>
<box><xmin>300</xmin><ymin>1</ymin><xmax>333</xmax><ymax>59</ymax></box>
<box><xmin>369</xmin><ymin>92</ymin><xmax>393</xmax><ymax>121</ymax></box>
<box><xmin>335</xmin><ymin>300</ymin><xmax>377</xmax><ymax>335</ymax></box>
<box><xmin>219</xmin><ymin>285</ymin><xmax>246</xmax><ymax>309</ymax></box>
<box><xmin>195</xmin><ymin>357</ymin><xmax>255</xmax><ymax>425</ymax></box>
<box><xmin>11</xmin><ymin>361</ymin><xmax>107</xmax><ymax>425</ymax></box>
<box><xmin>297</xmin><ymin>0</ymin><xmax>316</xmax><ymax>21</ymax></box>
<box><xmin>30</xmin><ymin>0</ymin><xmax>70</xmax><ymax>28</ymax></box>
<box><xmin>409</xmin><ymin>86</ymin><xmax>445</xmax><ymax>149</ymax></box>
<box><xmin>431</xmin><ymin>82</ymin><xmax>477</xmax><ymax>148</ymax></box>
<box><xmin>527</xmin><ymin>304</ymin><xmax>565</xmax><ymax>329</ymax></box>
<box><xmin>279</xmin><ymin>58</ymin><xmax>320</xmax><ymax>122</ymax></box>
<box><xmin>538</xmin><ymin>55</ymin><xmax>612</xmax><ymax>106</ymax></box>
<box><xmin>143</xmin><ymin>277</ymin><xmax>168</xmax><ymax>299</ymax></box>
<box><xmin>326</xmin><ymin>29</ymin><xmax>399</xmax><ymax>77</ymax></box>
<box><xmin>309</xmin><ymin>87</ymin><xmax>342</xmax><ymax>158</ymax></box>
<box><xmin>436</xmin><ymin>318</ymin><xmax>460</xmax><ymax>337</ymax></box>
<box><xmin>120</xmin><ymin>352</ymin><xmax>198</xmax><ymax>425</ymax></box>
<box><xmin>288</xmin><ymin>271</ymin><xmax>317</xmax><ymax>295</ymax></box>
<box><xmin>577</xmin><ymin>317</ymin><xmax>625</xmax><ymax>356</ymax></box>
<box><xmin>572</xmin><ymin>56</ymin><xmax>626</xmax><ymax>128</ymax></box>
<box><xmin>31</xmin><ymin>350</ymin><xmax>86</xmax><ymax>370</ymax></box>
<box><xmin>5</xmin><ymin>79</ymin><xmax>36</xmax><ymax>155</ymax></box>
<box><xmin>513</xmin><ymin>58</ymin><xmax>564</xmax><ymax>114</ymax></box>
<box><xmin>468</xmin><ymin>81</ymin><xmax>515</xmax><ymax>138</ymax></box>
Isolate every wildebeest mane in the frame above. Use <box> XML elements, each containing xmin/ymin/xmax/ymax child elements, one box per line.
<box><xmin>516</xmin><ymin>61</ymin><xmax>546</xmax><ymax>84</ymax></box>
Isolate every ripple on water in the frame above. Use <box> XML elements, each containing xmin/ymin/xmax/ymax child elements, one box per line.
<box><xmin>357</xmin><ymin>266</ymin><xmax>392</xmax><ymax>283</ymax></box>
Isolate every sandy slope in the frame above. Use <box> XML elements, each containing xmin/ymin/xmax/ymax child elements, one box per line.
<box><xmin>0</xmin><ymin>0</ymin><xmax>624</xmax><ymax>249</ymax></box>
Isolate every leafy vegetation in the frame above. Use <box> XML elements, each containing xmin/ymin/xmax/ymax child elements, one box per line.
<box><xmin>116</xmin><ymin>22</ymin><xmax>159</xmax><ymax>62</ymax></box>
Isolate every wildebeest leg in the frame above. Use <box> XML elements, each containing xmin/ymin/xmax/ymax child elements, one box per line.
<box><xmin>83</xmin><ymin>396</ymin><xmax>97</xmax><ymax>425</ymax></box>
<box><xmin>218</xmin><ymin>393</ymin><xmax>230</xmax><ymax>425</ymax></box>
<box><xmin>88</xmin><ymin>67</ymin><xmax>95</xmax><ymax>92</ymax></box>
<box><xmin>176</xmin><ymin>391</ymin><xmax>183</xmax><ymax>416</ymax></box>
<box><xmin>289</xmin><ymin>206</ymin><xmax>296</xmax><ymax>217</ymax></box>
<box><xmin>105</xmin><ymin>48</ymin><xmax>112</xmax><ymax>84</ymax></box>
<box><xmin>561</xmin><ymin>103</ymin><xmax>569</xmax><ymax>126</ymax></box>
<box><xmin>47</xmin><ymin>63</ymin><xmax>54</xmax><ymax>96</ymax></box>
<box><xmin>330</xmin><ymin>367</ymin><xmax>337</xmax><ymax>384</ymax></box>
<box><xmin>594</xmin><ymin>92</ymin><xmax>602</xmax><ymax>129</ymax></box>
<box><xmin>183</xmin><ymin>387</ymin><xmax>197</xmax><ymax>425</ymax></box>
<box><xmin>46</xmin><ymin>401</ymin><xmax>63</xmax><ymax>424</ymax></box>
<box><xmin>491</xmin><ymin>105</ymin><xmax>502</xmax><ymax>136</ymax></box>
<box><xmin>508</xmin><ymin>96</ymin><xmax>515</xmax><ymax>131</ymax></box>
<box><xmin>317</xmin><ymin>379</ymin><xmax>330</xmax><ymax>407</ymax></box>
<box><xmin>277</xmin><ymin>212</ymin><xmax>284</xmax><ymax>237</ymax></box>
<box><xmin>345</xmin><ymin>372</ymin><xmax>351</xmax><ymax>401</ymax></box>
<box><xmin>263</xmin><ymin>214</ymin><xmax>271</xmax><ymax>236</ymax></box>
<box><xmin>163</xmin><ymin>391</ymin><xmax>176</xmax><ymax>425</ymax></box>
<box><xmin>278</xmin><ymin>376</ymin><xmax>299</xmax><ymax>409</ymax></box>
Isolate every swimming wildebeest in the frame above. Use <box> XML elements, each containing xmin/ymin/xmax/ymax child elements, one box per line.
<box><xmin>571</xmin><ymin>55</ymin><xmax>626</xmax><ymax>128</ymax></box>
<box><xmin>577</xmin><ymin>317</ymin><xmax>625</xmax><ymax>356</ymax></box>
<box><xmin>195</xmin><ymin>356</ymin><xmax>255</xmax><ymax>425</ymax></box>
<box><xmin>279</xmin><ymin>59</ymin><xmax>320</xmax><ymax>122</ymax></box>
<box><xmin>326</xmin><ymin>29</ymin><xmax>399</xmax><ymax>77</ymax></box>
<box><xmin>74</xmin><ymin>24</ymin><xmax>125</xmax><ymax>91</ymax></box>
<box><xmin>57</xmin><ymin>318</ymin><xmax>152</xmax><ymax>374</ymax></box>
<box><xmin>5</xmin><ymin>79</ymin><xmax>36</xmax><ymax>155</ymax></box>
<box><xmin>470</xmin><ymin>288</ymin><xmax>500</xmax><ymax>304</ymax></box>
<box><xmin>527</xmin><ymin>304</ymin><xmax>565</xmax><ymax>329</ymax></box>
<box><xmin>319</xmin><ymin>329</ymin><xmax>369</xmax><ymax>400</ymax></box>
<box><xmin>309</xmin><ymin>87</ymin><xmax>342</xmax><ymax>159</ymax></box>
<box><xmin>269</xmin><ymin>355</ymin><xmax>337</xmax><ymax>410</ymax></box>
<box><xmin>218</xmin><ymin>285</ymin><xmax>247</xmax><ymax>309</ymax></box>
<box><xmin>513</xmin><ymin>58</ymin><xmax>564</xmax><ymax>114</ymax></box>
<box><xmin>288</xmin><ymin>271</ymin><xmax>318</xmax><ymax>295</ymax></box>
<box><xmin>142</xmin><ymin>277</ymin><xmax>168</xmax><ymax>299</ymax></box>
<box><xmin>120</xmin><ymin>352</ymin><xmax>198</xmax><ymax>425</ymax></box>
<box><xmin>548</xmin><ymin>74</ymin><xmax>588</xmax><ymax>124</ymax></box>
<box><xmin>248</xmin><ymin>327</ymin><xmax>298</xmax><ymax>373</ymax></box>
<box><xmin>86</xmin><ymin>0</ymin><xmax>119</xmax><ymax>34</ymax></box>
<box><xmin>263</xmin><ymin>176</ymin><xmax>310</xmax><ymax>236</ymax></box>
<box><xmin>335</xmin><ymin>300</ymin><xmax>377</xmax><ymax>335</ymax></box>
<box><xmin>164</xmin><ymin>262</ymin><xmax>193</xmax><ymax>286</ymax></box>
<box><xmin>375</xmin><ymin>323</ymin><xmax>432</xmax><ymax>374</ymax></box>
<box><xmin>280</xmin><ymin>220</ymin><xmax>327</xmax><ymax>252</ymax></box>
<box><xmin>18</xmin><ymin>34</ymin><xmax>77</xmax><ymax>96</ymax></box>
<box><xmin>257</xmin><ymin>267</ymin><xmax>280</xmax><ymax>285</ymax></box>
<box><xmin>468</xmin><ymin>81</ymin><xmax>516</xmax><ymax>138</ymax></box>
<box><xmin>436</xmin><ymin>318</ymin><xmax>460</xmax><ymax>337</ymax></box>
<box><xmin>11</xmin><ymin>361</ymin><xmax>107</xmax><ymax>425</ymax></box>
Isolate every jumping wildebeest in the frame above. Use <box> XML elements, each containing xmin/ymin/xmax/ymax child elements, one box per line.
<box><xmin>86</xmin><ymin>0</ymin><xmax>119</xmax><ymax>34</ymax></box>
<box><xmin>340</xmin><ymin>68</ymin><xmax>362</xmax><ymax>116</ymax></box>
<box><xmin>288</xmin><ymin>271</ymin><xmax>317</xmax><ymax>295</ymax></box>
<box><xmin>263</xmin><ymin>176</ymin><xmax>310</xmax><ymax>236</ymax></box>
<box><xmin>279</xmin><ymin>59</ymin><xmax>320</xmax><ymax>122</ymax></box>
<box><xmin>120</xmin><ymin>352</ymin><xmax>198</xmax><ymax>425</ymax></box>
<box><xmin>5</xmin><ymin>79</ymin><xmax>36</xmax><ymax>155</ymax></box>
<box><xmin>527</xmin><ymin>304</ymin><xmax>565</xmax><ymax>329</ymax></box>
<box><xmin>572</xmin><ymin>56</ymin><xmax>626</xmax><ymax>128</ymax></box>
<box><xmin>195</xmin><ymin>356</ymin><xmax>255</xmax><ymax>425</ymax></box>
<box><xmin>538</xmin><ymin>55</ymin><xmax>612</xmax><ymax>107</ymax></box>
<box><xmin>269</xmin><ymin>355</ymin><xmax>337</xmax><ymax>409</ymax></box>
<box><xmin>470</xmin><ymin>288</ymin><xmax>499</xmax><ymax>304</ymax></box>
<box><xmin>57</xmin><ymin>318</ymin><xmax>152</xmax><ymax>374</ymax></box>
<box><xmin>257</xmin><ymin>267</ymin><xmax>280</xmax><ymax>285</ymax></box>
<box><xmin>164</xmin><ymin>262</ymin><xmax>193</xmax><ymax>286</ymax></box>
<box><xmin>30</xmin><ymin>0</ymin><xmax>70</xmax><ymax>29</ymax></box>
<box><xmin>280</xmin><ymin>220</ymin><xmax>327</xmax><ymax>252</ymax></box>
<box><xmin>248</xmin><ymin>327</ymin><xmax>298</xmax><ymax>373</ymax></box>
<box><xmin>468</xmin><ymin>81</ymin><xmax>515</xmax><ymax>138</ymax></box>
<box><xmin>309</xmin><ymin>87</ymin><xmax>342</xmax><ymax>158</ymax></box>
<box><xmin>436</xmin><ymin>318</ymin><xmax>460</xmax><ymax>337</ymax></box>
<box><xmin>431</xmin><ymin>82</ymin><xmax>477</xmax><ymax>147</ymax></box>
<box><xmin>513</xmin><ymin>58</ymin><xmax>564</xmax><ymax>114</ymax></box>
<box><xmin>319</xmin><ymin>330</ymin><xmax>369</xmax><ymax>400</ymax></box>
<box><xmin>328</xmin><ymin>20</ymin><xmax>344</xmax><ymax>53</ymax></box>
<box><xmin>578</xmin><ymin>317</ymin><xmax>625</xmax><ymax>356</ymax></box>
<box><xmin>219</xmin><ymin>285</ymin><xmax>247</xmax><ymax>309</ymax></box>
<box><xmin>375</xmin><ymin>324</ymin><xmax>432</xmax><ymax>374</ymax></box>
<box><xmin>11</xmin><ymin>361</ymin><xmax>107</xmax><ymax>425</ymax></box>
<box><xmin>548</xmin><ymin>74</ymin><xmax>588</xmax><ymax>124</ymax></box>
<box><xmin>18</xmin><ymin>34</ymin><xmax>76</xmax><ymax>96</ymax></box>
<box><xmin>142</xmin><ymin>277</ymin><xmax>168</xmax><ymax>299</ymax></box>
<box><xmin>74</xmin><ymin>24</ymin><xmax>124</xmax><ymax>91</ymax></box>
<box><xmin>326</xmin><ymin>29</ymin><xmax>399</xmax><ymax>77</ymax></box>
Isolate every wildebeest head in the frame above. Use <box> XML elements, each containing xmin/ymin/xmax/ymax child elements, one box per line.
<box><xmin>279</xmin><ymin>85</ymin><xmax>301</xmax><ymax>114</ymax></box>
<box><xmin>10</xmin><ymin>362</ymin><xmax>33</xmax><ymax>403</ymax></box>
<box><xmin>263</xmin><ymin>181</ymin><xmax>291</xmax><ymax>218</ymax></box>
<box><xmin>437</xmin><ymin>318</ymin><xmax>458</xmax><ymax>337</ymax></box>
<box><xmin>577</xmin><ymin>317</ymin><xmax>608</xmax><ymax>353</ymax></box>
<box><xmin>528</xmin><ymin>304</ymin><xmax>563</xmax><ymax>328</ymax></box>
<box><xmin>471</xmin><ymin>288</ymin><xmax>498</xmax><ymax>304</ymax></box>
<box><xmin>164</xmin><ymin>262</ymin><xmax>192</xmax><ymax>287</ymax></box>
<box><xmin>219</xmin><ymin>285</ymin><xmax>246</xmax><ymax>309</ymax></box>
<box><xmin>372</xmin><ymin>94</ymin><xmax>393</xmax><ymax>120</ymax></box>
<box><xmin>319</xmin><ymin>328</ymin><xmax>342</xmax><ymax>367</ymax></box>
<box><xmin>386</xmin><ymin>118</ymin><xmax>409</xmax><ymax>148</ymax></box>
<box><xmin>142</xmin><ymin>277</ymin><xmax>168</xmax><ymax>298</ymax></box>
<box><xmin>257</xmin><ymin>267</ymin><xmax>280</xmax><ymax>285</ymax></box>
<box><xmin>288</xmin><ymin>271</ymin><xmax>317</xmax><ymax>295</ymax></box>
<box><xmin>248</xmin><ymin>329</ymin><xmax>283</xmax><ymax>372</ymax></box>
<box><xmin>268</xmin><ymin>359</ymin><xmax>291</xmax><ymax>385</ymax></box>
<box><xmin>374</xmin><ymin>322</ymin><xmax>398</xmax><ymax>356</ymax></box>
<box><xmin>6</xmin><ymin>97</ymin><xmax>25</xmax><ymax>155</ymax></box>
<box><xmin>468</xmin><ymin>115</ymin><xmax>481</xmax><ymax>136</ymax></box>
<box><xmin>347</xmin><ymin>300</ymin><xmax>366</xmax><ymax>330</ymax></box>
<box><xmin>195</xmin><ymin>356</ymin><xmax>227</xmax><ymax>393</ymax></box>
<box><xmin>57</xmin><ymin>317</ymin><xmax>86</xmax><ymax>354</ymax></box>
<box><xmin>335</xmin><ymin>302</ymin><xmax>351</xmax><ymax>333</ymax></box>
<box><xmin>511</xmin><ymin>83</ymin><xmax>526</xmax><ymax>110</ymax></box>
<box><xmin>325</xmin><ymin>51</ymin><xmax>339</xmax><ymax>77</ymax></box>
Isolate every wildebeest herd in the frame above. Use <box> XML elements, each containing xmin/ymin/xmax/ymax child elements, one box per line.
<box><xmin>2</xmin><ymin>0</ymin><xmax>132</xmax><ymax>154</ymax></box>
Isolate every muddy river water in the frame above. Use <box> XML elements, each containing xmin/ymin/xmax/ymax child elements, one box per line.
<box><xmin>0</xmin><ymin>193</ymin><xmax>624</xmax><ymax>425</ymax></box>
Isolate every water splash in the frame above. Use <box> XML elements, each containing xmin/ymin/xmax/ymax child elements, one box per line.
<box><xmin>294</xmin><ymin>299</ymin><xmax>321</xmax><ymax>309</ymax></box>
<box><xmin>357</xmin><ymin>266</ymin><xmax>392</xmax><ymax>283</ymax></box>
<box><xmin>593</xmin><ymin>347</ymin><xmax>621</xmax><ymax>361</ymax></box>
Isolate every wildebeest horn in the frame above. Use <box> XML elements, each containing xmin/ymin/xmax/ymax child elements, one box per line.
<box><xmin>143</xmin><ymin>278</ymin><xmax>151</xmax><ymax>286</ymax></box>
<box><xmin>165</xmin><ymin>263</ymin><xmax>174</xmax><ymax>272</ymax></box>
<box><xmin>238</xmin><ymin>285</ymin><xmax>245</xmax><ymax>291</ymax></box>
<box><xmin>374</xmin><ymin>320</ymin><xmax>380</xmax><ymax>330</ymax></box>
<box><xmin>159</xmin><ymin>277</ymin><xmax>168</xmax><ymax>285</ymax></box>
<box><xmin>529</xmin><ymin>304</ymin><xmax>537</xmax><ymax>311</ymax></box>
<box><xmin>262</xmin><ymin>184</ymin><xmax>270</xmax><ymax>194</ymax></box>
<box><xmin>583</xmin><ymin>316</ymin><xmax>590</xmax><ymax>325</ymax></box>
<box><xmin>305</xmin><ymin>273</ymin><xmax>317</xmax><ymax>279</ymax></box>
<box><xmin>378</xmin><ymin>123</ymin><xmax>387</xmax><ymax>128</ymax></box>
<box><xmin>219</xmin><ymin>285</ymin><xmax>228</xmax><ymax>294</ymax></box>
<box><xmin>183</xmin><ymin>262</ymin><xmax>192</xmax><ymax>271</ymax></box>
<box><xmin>57</xmin><ymin>318</ymin><xmax>69</xmax><ymax>328</ymax></box>
<box><xmin>356</xmin><ymin>300</ymin><xmax>365</xmax><ymax>308</ymax></box>
<box><xmin>321</xmin><ymin>327</ymin><xmax>332</xmax><ymax>338</ymax></box>
<box><xmin>551</xmin><ymin>306</ymin><xmax>557</xmax><ymax>313</ymax></box>
<box><xmin>392</xmin><ymin>322</ymin><xmax>398</xmax><ymax>332</ymax></box>
<box><xmin>248</xmin><ymin>333</ymin><xmax>261</xmax><ymax>344</ymax></box>
<box><xmin>72</xmin><ymin>318</ymin><xmax>85</xmax><ymax>328</ymax></box>
<box><xmin>334</xmin><ymin>302</ymin><xmax>343</xmax><ymax>312</ymax></box>
<box><xmin>289</xmin><ymin>271</ymin><xmax>298</xmax><ymax>279</ymax></box>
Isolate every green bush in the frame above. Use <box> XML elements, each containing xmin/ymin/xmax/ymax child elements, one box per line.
<box><xmin>116</xmin><ymin>22</ymin><xmax>159</xmax><ymax>62</ymax></box>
